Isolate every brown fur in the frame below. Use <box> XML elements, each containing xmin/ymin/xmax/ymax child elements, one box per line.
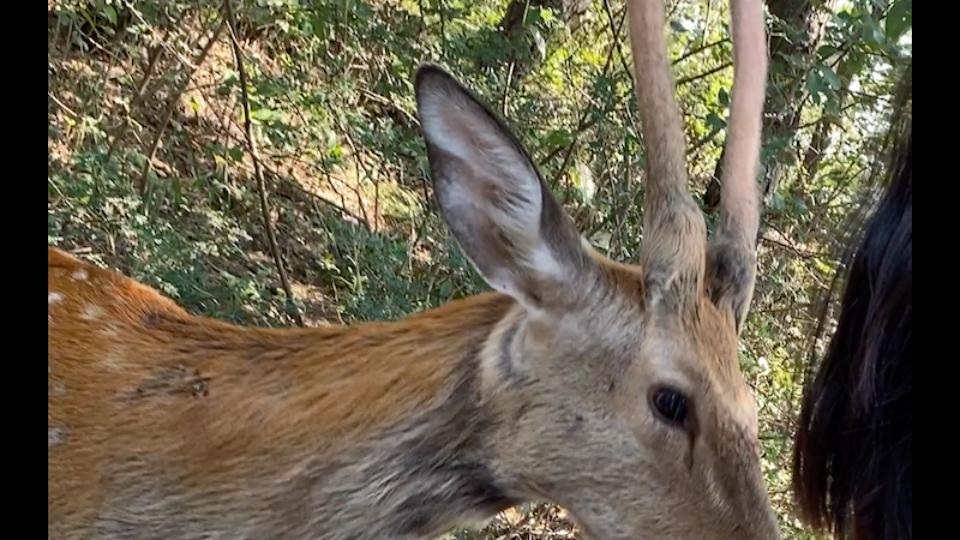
<box><xmin>49</xmin><ymin>0</ymin><xmax>776</xmax><ymax>538</ymax></box>
<box><xmin>49</xmin><ymin>248</ymin><xmax>519</xmax><ymax>539</ymax></box>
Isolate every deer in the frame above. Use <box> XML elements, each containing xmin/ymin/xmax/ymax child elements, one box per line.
<box><xmin>48</xmin><ymin>0</ymin><xmax>774</xmax><ymax>538</ymax></box>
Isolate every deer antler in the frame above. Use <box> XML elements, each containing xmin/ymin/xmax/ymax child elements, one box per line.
<box><xmin>627</xmin><ymin>0</ymin><xmax>708</xmax><ymax>303</ymax></box>
<box><xmin>708</xmin><ymin>0</ymin><xmax>768</xmax><ymax>331</ymax></box>
<box><xmin>627</xmin><ymin>0</ymin><xmax>768</xmax><ymax>326</ymax></box>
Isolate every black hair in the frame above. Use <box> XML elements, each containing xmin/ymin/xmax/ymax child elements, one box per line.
<box><xmin>792</xmin><ymin>114</ymin><xmax>911</xmax><ymax>540</ymax></box>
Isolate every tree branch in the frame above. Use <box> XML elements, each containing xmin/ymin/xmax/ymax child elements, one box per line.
<box><xmin>673</xmin><ymin>38</ymin><xmax>730</xmax><ymax>66</ymax></box>
<box><xmin>675</xmin><ymin>61</ymin><xmax>732</xmax><ymax>87</ymax></box>
<box><xmin>224</xmin><ymin>0</ymin><xmax>304</xmax><ymax>327</ymax></box>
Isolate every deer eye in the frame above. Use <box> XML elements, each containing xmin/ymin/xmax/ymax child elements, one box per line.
<box><xmin>650</xmin><ymin>387</ymin><xmax>689</xmax><ymax>426</ymax></box>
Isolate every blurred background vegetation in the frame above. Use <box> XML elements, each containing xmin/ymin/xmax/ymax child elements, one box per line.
<box><xmin>47</xmin><ymin>0</ymin><xmax>911</xmax><ymax>537</ymax></box>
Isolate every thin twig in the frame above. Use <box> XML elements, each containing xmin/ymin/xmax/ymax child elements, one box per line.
<box><xmin>438</xmin><ymin>0</ymin><xmax>447</xmax><ymax>58</ymax></box>
<box><xmin>138</xmin><ymin>19</ymin><xmax>225</xmax><ymax>194</ymax></box>
<box><xmin>61</xmin><ymin>21</ymin><xmax>73</xmax><ymax>63</ymax></box>
<box><xmin>673</xmin><ymin>38</ymin><xmax>729</xmax><ymax>66</ymax></box>
<box><xmin>550</xmin><ymin>9</ymin><xmax>625</xmax><ymax>190</ymax></box>
<box><xmin>500</xmin><ymin>0</ymin><xmax>531</xmax><ymax>116</ymax></box>
<box><xmin>75</xmin><ymin>54</ymin><xmax>116</xmax><ymax>151</ymax></box>
<box><xmin>121</xmin><ymin>0</ymin><xmax>201</xmax><ymax>71</ymax></box>
<box><xmin>224</xmin><ymin>0</ymin><xmax>304</xmax><ymax>327</ymax></box>
<box><xmin>325</xmin><ymin>169</ymin><xmax>352</xmax><ymax>222</ymax></box>
<box><xmin>358</xmin><ymin>88</ymin><xmax>418</xmax><ymax>127</ymax></box>
<box><xmin>689</xmin><ymin>125</ymin><xmax>723</xmax><ymax>155</ymax></box>
<box><xmin>326</xmin><ymin>105</ymin><xmax>372</xmax><ymax>232</ymax></box>
<box><xmin>601</xmin><ymin>0</ymin><xmax>634</xmax><ymax>87</ymax></box>
<box><xmin>417</xmin><ymin>0</ymin><xmax>426</xmax><ymax>34</ymax></box>
<box><xmin>260</xmin><ymin>161</ymin><xmax>369</xmax><ymax>225</ymax></box>
<box><xmin>675</xmin><ymin>61</ymin><xmax>732</xmax><ymax>87</ymax></box>
<box><xmin>162</xmin><ymin>81</ymin><xmax>372</xmax><ymax>227</ymax></box>
<box><xmin>598</xmin><ymin>2</ymin><xmax>643</xmax><ymax>142</ymax></box>
<box><xmin>794</xmin><ymin>100</ymin><xmax>858</xmax><ymax>130</ymax></box>
<box><xmin>758</xmin><ymin>236</ymin><xmax>828</xmax><ymax>259</ymax></box>
<box><xmin>48</xmin><ymin>92</ymin><xmax>79</xmax><ymax>118</ymax></box>
<box><xmin>373</xmin><ymin>163</ymin><xmax>382</xmax><ymax>233</ymax></box>
<box><xmin>699</xmin><ymin>0</ymin><xmax>714</xmax><ymax>49</ymax></box>
<box><xmin>107</xmin><ymin>44</ymin><xmax>164</xmax><ymax>162</ymax></box>
<box><xmin>52</xmin><ymin>10</ymin><xmax>64</xmax><ymax>57</ymax></box>
<box><xmin>502</xmin><ymin>59</ymin><xmax>516</xmax><ymax>116</ymax></box>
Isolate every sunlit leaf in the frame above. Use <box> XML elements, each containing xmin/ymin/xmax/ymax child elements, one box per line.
<box><xmin>885</xmin><ymin>0</ymin><xmax>912</xmax><ymax>40</ymax></box>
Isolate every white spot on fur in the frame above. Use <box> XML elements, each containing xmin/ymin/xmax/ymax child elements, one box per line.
<box><xmin>50</xmin><ymin>382</ymin><xmax>66</xmax><ymax>396</ymax></box>
<box><xmin>71</xmin><ymin>269</ymin><xmax>88</xmax><ymax>281</ymax></box>
<box><xmin>81</xmin><ymin>304</ymin><xmax>104</xmax><ymax>321</ymax></box>
<box><xmin>48</xmin><ymin>292</ymin><xmax>64</xmax><ymax>304</ymax></box>
<box><xmin>48</xmin><ymin>426</ymin><xmax>66</xmax><ymax>446</ymax></box>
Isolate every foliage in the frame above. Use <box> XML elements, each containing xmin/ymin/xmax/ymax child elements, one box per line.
<box><xmin>47</xmin><ymin>0</ymin><xmax>910</xmax><ymax>538</ymax></box>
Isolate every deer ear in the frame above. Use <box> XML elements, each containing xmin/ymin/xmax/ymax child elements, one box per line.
<box><xmin>415</xmin><ymin>65</ymin><xmax>595</xmax><ymax>311</ymax></box>
<box><xmin>706</xmin><ymin>237</ymin><xmax>757</xmax><ymax>334</ymax></box>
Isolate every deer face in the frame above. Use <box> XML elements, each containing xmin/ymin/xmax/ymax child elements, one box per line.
<box><xmin>486</xmin><ymin>288</ymin><xmax>777</xmax><ymax>540</ymax></box>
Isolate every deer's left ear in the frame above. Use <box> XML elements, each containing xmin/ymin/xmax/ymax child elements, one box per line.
<box><xmin>415</xmin><ymin>65</ymin><xmax>598</xmax><ymax>312</ymax></box>
<box><xmin>706</xmin><ymin>235</ymin><xmax>757</xmax><ymax>334</ymax></box>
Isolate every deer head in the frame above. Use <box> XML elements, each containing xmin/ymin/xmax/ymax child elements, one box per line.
<box><xmin>413</xmin><ymin>0</ymin><xmax>773</xmax><ymax>537</ymax></box>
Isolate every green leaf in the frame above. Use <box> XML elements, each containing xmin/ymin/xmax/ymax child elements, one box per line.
<box><xmin>791</xmin><ymin>195</ymin><xmax>808</xmax><ymax>214</ymax></box>
<box><xmin>861</xmin><ymin>15</ymin><xmax>886</xmax><ymax>48</ymax></box>
<box><xmin>545</xmin><ymin>128</ymin><xmax>574</xmax><ymax>148</ymax></box>
<box><xmin>718</xmin><ymin>87</ymin><xmax>730</xmax><ymax>107</ymax></box>
<box><xmin>218</xmin><ymin>72</ymin><xmax>239</xmax><ymax>96</ymax></box>
<box><xmin>172</xmin><ymin>178</ymin><xmax>183</xmax><ymax>208</ymax></box>
<box><xmin>837</xmin><ymin>11</ymin><xmax>856</xmax><ymax>25</ymax></box>
<box><xmin>439</xmin><ymin>280</ymin><xmax>452</xmax><ymax>298</ymax></box>
<box><xmin>250</xmin><ymin>108</ymin><xmax>282</xmax><ymax>122</ymax></box>
<box><xmin>824</xmin><ymin>98</ymin><xmax>842</xmax><ymax>124</ymax></box>
<box><xmin>805</xmin><ymin>71</ymin><xmax>823</xmax><ymax>100</ymax></box>
<box><xmin>819</xmin><ymin>65</ymin><xmax>841</xmax><ymax>91</ymax></box>
<box><xmin>524</xmin><ymin>7</ymin><xmax>543</xmax><ymax>25</ymax></box>
<box><xmin>813</xmin><ymin>257</ymin><xmax>834</xmax><ymax>276</ymax></box>
<box><xmin>770</xmin><ymin>192</ymin><xmax>785</xmax><ymax>211</ymax></box>
<box><xmin>706</xmin><ymin>112</ymin><xmax>726</xmax><ymax>131</ymax></box>
<box><xmin>817</xmin><ymin>45</ymin><xmax>839</xmax><ymax>59</ymax></box>
<box><xmin>885</xmin><ymin>0</ymin><xmax>912</xmax><ymax>40</ymax></box>
<box><xmin>100</xmin><ymin>6</ymin><xmax>118</xmax><ymax>26</ymax></box>
<box><xmin>228</xmin><ymin>146</ymin><xmax>245</xmax><ymax>162</ymax></box>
